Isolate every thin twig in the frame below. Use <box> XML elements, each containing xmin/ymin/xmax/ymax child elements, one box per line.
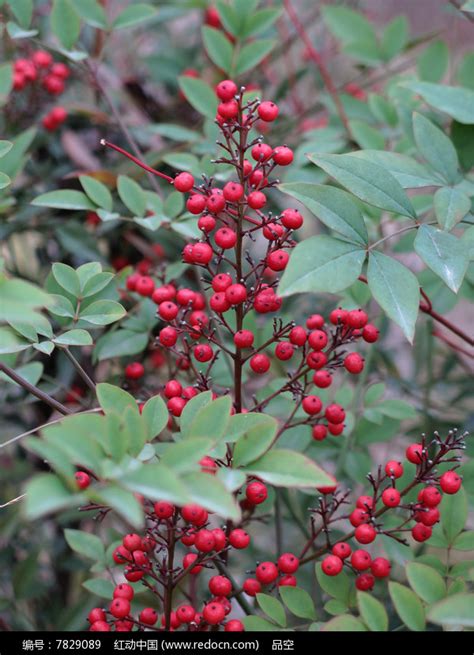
<box><xmin>0</xmin><ymin>362</ymin><xmax>72</xmax><ymax>415</ymax></box>
<box><xmin>61</xmin><ymin>347</ymin><xmax>96</xmax><ymax>392</ymax></box>
<box><xmin>0</xmin><ymin>494</ymin><xmax>26</xmax><ymax>509</ymax></box>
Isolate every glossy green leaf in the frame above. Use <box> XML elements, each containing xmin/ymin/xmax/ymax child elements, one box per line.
<box><xmin>97</xmin><ymin>383</ymin><xmax>138</xmax><ymax>415</ymax></box>
<box><xmin>279</xmin><ymin>586</ymin><xmax>316</xmax><ymax>620</ymax></box>
<box><xmin>79</xmin><ymin>300</ymin><xmax>126</xmax><ymax>325</ymax></box>
<box><xmin>322</xmin><ymin>615</ymin><xmax>367</xmax><ymax>631</ymax></box>
<box><xmin>256</xmin><ymin>594</ymin><xmax>286</xmax><ymax>627</ymax></box>
<box><xmin>241</xmin><ymin>450</ymin><xmax>333</xmax><ymax>488</ymax></box>
<box><xmin>51</xmin><ymin>0</ymin><xmax>81</xmax><ymax>50</ymax></box>
<box><xmin>117</xmin><ymin>175</ymin><xmax>146</xmax><ymax>217</ymax></box>
<box><xmin>243</xmin><ymin>616</ymin><xmax>280</xmax><ymax>631</ymax></box>
<box><xmin>32</xmin><ymin>190</ymin><xmax>95</xmax><ymax>211</ymax></box>
<box><xmin>23</xmin><ymin>474</ymin><xmax>77</xmax><ymax>519</ymax></box>
<box><xmin>350</xmin><ymin>150</ymin><xmax>443</xmax><ymax>188</ymax></box>
<box><xmin>234</xmin><ymin>40</ymin><xmax>275</xmax><ymax>76</ymax></box>
<box><xmin>202</xmin><ymin>26</ymin><xmax>233</xmax><ymax>73</ymax></box>
<box><xmin>64</xmin><ymin>529</ymin><xmax>104</xmax><ymax>561</ymax></box>
<box><xmin>95</xmin><ymin>329</ymin><xmax>148</xmax><ymax>361</ymax></box>
<box><xmin>414</xmin><ymin>225</ymin><xmax>469</xmax><ymax>293</ymax></box>
<box><xmin>413</xmin><ymin>113</ymin><xmax>461</xmax><ymax>184</ymax></box>
<box><xmin>309</xmin><ymin>153</ymin><xmax>416</xmax><ymax>218</ymax></box>
<box><xmin>278</xmin><ymin>236</ymin><xmax>366</xmax><ymax>297</ymax></box>
<box><xmin>72</xmin><ymin>0</ymin><xmax>108</xmax><ymax>29</ymax></box>
<box><xmin>82</xmin><ymin>272</ymin><xmax>114</xmax><ymax>298</ymax></box>
<box><xmin>428</xmin><ymin>593</ymin><xmax>474</xmax><ymax>628</ymax></box>
<box><xmin>232</xmin><ymin>415</ymin><xmax>277</xmax><ymax>467</ymax></box>
<box><xmin>182</xmin><ymin>472</ymin><xmax>240</xmax><ymax>521</ymax></box>
<box><xmin>434</xmin><ymin>187</ymin><xmax>471</xmax><ymax>231</ymax></box>
<box><xmin>453</xmin><ymin>531</ymin><xmax>474</xmax><ymax>551</ymax></box>
<box><xmin>80</xmin><ymin>175</ymin><xmax>113</xmax><ymax>211</ymax></box>
<box><xmin>178</xmin><ymin>76</ymin><xmax>217</xmax><ymax>120</ymax></box>
<box><xmin>113</xmin><ymin>3</ymin><xmax>156</xmax><ymax>29</ymax></box>
<box><xmin>161</xmin><ymin>438</ymin><xmax>213</xmax><ymax>472</ymax></box>
<box><xmin>441</xmin><ymin>487</ymin><xmax>467</xmax><ymax>544</ymax></box>
<box><xmin>141</xmin><ymin>395</ymin><xmax>168</xmax><ymax>439</ymax></box>
<box><xmin>120</xmin><ymin>464</ymin><xmax>191</xmax><ymax>506</ymax></box>
<box><xmin>402</xmin><ymin>81</ymin><xmax>474</xmax><ymax>124</ymax></box>
<box><xmin>322</xmin><ymin>6</ymin><xmax>375</xmax><ymax>44</ymax></box>
<box><xmin>187</xmin><ymin>395</ymin><xmax>232</xmax><ymax>443</ymax></box>
<box><xmin>9</xmin><ymin>0</ymin><xmax>33</xmax><ymax>28</ymax></box>
<box><xmin>357</xmin><ymin>592</ymin><xmax>388</xmax><ymax>631</ymax></box>
<box><xmin>367</xmin><ymin>251</ymin><xmax>420</xmax><ymax>342</ymax></box>
<box><xmin>0</xmin><ymin>64</ymin><xmax>13</xmax><ymax>107</ymax></box>
<box><xmin>52</xmin><ymin>263</ymin><xmax>81</xmax><ymax>296</ymax></box>
<box><xmin>278</xmin><ymin>182</ymin><xmax>367</xmax><ymax>245</ymax></box>
<box><xmin>417</xmin><ymin>41</ymin><xmax>449</xmax><ymax>83</ymax></box>
<box><xmin>241</xmin><ymin>8</ymin><xmax>281</xmax><ymax>38</ymax></box>
<box><xmin>381</xmin><ymin>16</ymin><xmax>408</xmax><ymax>60</ymax></box>
<box><xmin>389</xmin><ymin>582</ymin><xmax>426</xmax><ymax>631</ymax></box>
<box><xmin>406</xmin><ymin>562</ymin><xmax>446</xmax><ymax>603</ymax></box>
<box><xmin>53</xmin><ymin>329</ymin><xmax>93</xmax><ymax>346</ymax></box>
<box><xmin>93</xmin><ymin>486</ymin><xmax>143</xmax><ymax>528</ymax></box>
<box><xmin>316</xmin><ymin>563</ymin><xmax>351</xmax><ymax>603</ymax></box>
<box><xmin>82</xmin><ymin>578</ymin><xmax>114</xmax><ymax>599</ymax></box>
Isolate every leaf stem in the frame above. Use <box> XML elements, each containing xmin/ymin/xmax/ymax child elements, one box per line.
<box><xmin>0</xmin><ymin>362</ymin><xmax>72</xmax><ymax>415</ymax></box>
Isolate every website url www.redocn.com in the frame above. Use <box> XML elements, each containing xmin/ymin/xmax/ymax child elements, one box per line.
<box><xmin>161</xmin><ymin>640</ymin><xmax>259</xmax><ymax>651</ymax></box>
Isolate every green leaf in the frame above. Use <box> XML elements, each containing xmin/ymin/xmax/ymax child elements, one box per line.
<box><xmin>79</xmin><ymin>300</ymin><xmax>126</xmax><ymax>325</ymax></box>
<box><xmin>120</xmin><ymin>464</ymin><xmax>190</xmax><ymax>506</ymax></box>
<box><xmin>6</xmin><ymin>20</ymin><xmax>38</xmax><ymax>40</ymax></box>
<box><xmin>141</xmin><ymin>395</ymin><xmax>168</xmax><ymax>439</ymax></box>
<box><xmin>381</xmin><ymin>16</ymin><xmax>408</xmax><ymax>59</ymax></box>
<box><xmin>82</xmin><ymin>578</ymin><xmax>114</xmax><ymax>599</ymax></box>
<box><xmin>309</xmin><ymin>153</ymin><xmax>416</xmax><ymax>218</ymax></box>
<box><xmin>161</xmin><ymin>438</ymin><xmax>213</xmax><ymax>472</ymax></box>
<box><xmin>64</xmin><ymin>529</ymin><xmax>104</xmax><ymax>561</ymax></box>
<box><xmin>368</xmin><ymin>94</ymin><xmax>398</xmax><ymax>127</ymax></box>
<box><xmin>412</xmin><ymin>113</ymin><xmax>461</xmax><ymax>185</ymax></box>
<box><xmin>49</xmin><ymin>294</ymin><xmax>76</xmax><ymax>318</ymax></box>
<box><xmin>322</xmin><ymin>615</ymin><xmax>367</xmax><ymax>631</ymax></box>
<box><xmin>0</xmin><ymin>141</ymin><xmax>13</xmax><ymax>158</ymax></box>
<box><xmin>93</xmin><ymin>485</ymin><xmax>143</xmax><ymax>528</ymax></box>
<box><xmin>0</xmin><ymin>64</ymin><xmax>12</xmax><ymax>107</ymax></box>
<box><xmin>357</xmin><ymin>592</ymin><xmax>388</xmax><ymax>631</ymax></box>
<box><xmin>279</xmin><ymin>586</ymin><xmax>316</xmax><ymax>620</ymax></box>
<box><xmin>113</xmin><ymin>3</ymin><xmax>156</xmax><ymax>29</ymax></box>
<box><xmin>417</xmin><ymin>41</ymin><xmax>449</xmax><ymax>82</ymax></box>
<box><xmin>202</xmin><ymin>26</ymin><xmax>233</xmax><ymax>73</ymax></box>
<box><xmin>401</xmin><ymin>81</ymin><xmax>474</xmax><ymax>124</ymax></box>
<box><xmin>97</xmin><ymin>383</ymin><xmax>138</xmax><ymax>415</ymax></box>
<box><xmin>428</xmin><ymin>593</ymin><xmax>474</xmax><ymax>628</ymax></box>
<box><xmin>80</xmin><ymin>175</ymin><xmax>113</xmax><ymax>211</ymax></box>
<box><xmin>241</xmin><ymin>8</ymin><xmax>281</xmax><ymax>38</ymax></box>
<box><xmin>183</xmin><ymin>472</ymin><xmax>240</xmax><ymax>521</ymax></box>
<box><xmin>350</xmin><ymin>150</ymin><xmax>443</xmax><ymax>188</ymax></box>
<box><xmin>378</xmin><ymin>399</ymin><xmax>417</xmax><ymax>420</ymax></box>
<box><xmin>243</xmin><ymin>616</ymin><xmax>280</xmax><ymax>631</ymax></box>
<box><xmin>95</xmin><ymin>329</ymin><xmax>148</xmax><ymax>361</ymax></box>
<box><xmin>441</xmin><ymin>487</ymin><xmax>467</xmax><ymax>544</ymax></box>
<box><xmin>32</xmin><ymin>190</ymin><xmax>95</xmax><ymax>211</ymax></box>
<box><xmin>9</xmin><ymin>0</ymin><xmax>33</xmax><ymax>28</ymax></box>
<box><xmin>453</xmin><ymin>531</ymin><xmax>474</xmax><ymax>551</ymax></box>
<box><xmin>241</xmin><ymin>449</ymin><xmax>333</xmax><ymax>488</ymax></box>
<box><xmin>322</xmin><ymin>6</ymin><xmax>375</xmax><ymax>44</ymax></box>
<box><xmin>278</xmin><ymin>236</ymin><xmax>366</xmax><ymax>297</ymax></box>
<box><xmin>414</xmin><ymin>225</ymin><xmax>468</xmax><ymax>293</ymax></box>
<box><xmin>117</xmin><ymin>175</ymin><xmax>146</xmax><ymax>217</ymax></box>
<box><xmin>187</xmin><ymin>395</ymin><xmax>232</xmax><ymax>443</ymax></box>
<box><xmin>389</xmin><ymin>582</ymin><xmax>426</xmax><ymax>631</ymax></box>
<box><xmin>406</xmin><ymin>563</ymin><xmax>446</xmax><ymax>603</ymax></box>
<box><xmin>349</xmin><ymin>120</ymin><xmax>385</xmax><ymax>150</ymax></box>
<box><xmin>72</xmin><ymin>0</ymin><xmax>108</xmax><ymax>29</ymax></box>
<box><xmin>178</xmin><ymin>76</ymin><xmax>217</xmax><ymax>120</ymax></box>
<box><xmin>23</xmin><ymin>474</ymin><xmax>77</xmax><ymax>519</ymax></box>
<box><xmin>434</xmin><ymin>187</ymin><xmax>471</xmax><ymax>231</ymax></box>
<box><xmin>0</xmin><ymin>327</ymin><xmax>30</xmax><ymax>354</ymax></box>
<box><xmin>0</xmin><ymin>171</ymin><xmax>11</xmax><ymax>189</ymax></box>
<box><xmin>232</xmin><ymin>415</ymin><xmax>278</xmax><ymax>467</ymax></box>
<box><xmin>367</xmin><ymin>252</ymin><xmax>420</xmax><ymax>342</ymax></box>
<box><xmin>234</xmin><ymin>40</ymin><xmax>275</xmax><ymax>76</ymax></box>
<box><xmin>278</xmin><ymin>182</ymin><xmax>367</xmax><ymax>245</ymax></box>
<box><xmin>82</xmin><ymin>272</ymin><xmax>114</xmax><ymax>298</ymax></box>
<box><xmin>52</xmin><ymin>263</ymin><xmax>81</xmax><ymax>297</ymax></box>
<box><xmin>53</xmin><ymin>329</ymin><xmax>93</xmax><ymax>346</ymax></box>
<box><xmin>316</xmin><ymin>563</ymin><xmax>350</xmax><ymax>603</ymax></box>
<box><xmin>256</xmin><ymin>594</ymin><xmax>286</xmax><ymax>627</ymax></box>
<box><xmin>51</xmin><ymin>0</ymin><xmax>81</xmax><ymax>50</ymax></box>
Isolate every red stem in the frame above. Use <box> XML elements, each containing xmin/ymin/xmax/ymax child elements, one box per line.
<box><xmin>100</xmin><ymin>139</ymin><xmax>174</xmax><ymax>183</ymax></box>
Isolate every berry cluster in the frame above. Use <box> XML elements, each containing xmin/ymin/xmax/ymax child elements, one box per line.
<box><xmin>11</xmin><ymin>50</ymin><xmax>69</xmax><ymax>130</ymax></box>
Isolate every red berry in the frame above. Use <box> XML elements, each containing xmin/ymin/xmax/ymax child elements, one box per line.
<box><xmin>332</xmin><ymin>542</ymin><xmax>351</xmax><ymax>559</ymax></box>
<box><xmin>154</xmin><ymin>501</ymin><xmax>174</xmax><ymax>519</ymax></box>
<box><xmin>234</xmin><ymin>329</ymin><xmax>254</xmax><ymax>348</ymax></box>
<box><xmin>275</xmin><ymin>341</ymin><xmax>294</xmax><ymax>361</ymax></box>
<box><xmin>324</xmin><ymin>404</ymin><xmax>345</xmax><ymax>424</ymax></box>
<box><xmin>251</xmin><ymin>143</ymin><xmax>273</xmax><ymax>162</ymax></box>
<box><xmin>50</xmin><ymin>106</ymin><xmax>67</xmax><ymax>124</ymax></box>
<box><xmin>329</xmin><ymin>308</ymin><xmax>348</xmax><ymax>325</ymax></box>
<box><xmin>406</xmin><ymin>443</ymin><xmax>423</xmax><ymax>464</ymax></box>
<box><xmin>258</xmin><ymin>101</ymin><xmax>279</xmax><ymax>122</ymax></box>
<box><xmin>123</xmin><ymin>533</ymin><xmax>143</xmax><ymax>552</ymax></box>
<box><xmin>439</xmin><ymin>471</ymin><xmax>462</xmax><ymax>494</ymax></box>
<box><xmin>223</xmin><ymin>182</ymin><xmax>244</xmax><ymax>202</ymax></box>
<box><xmin>362</xmin><ymin>324</ymin><xmax>379</xmax><ymax>343</ymax></box>
<box><xmin>350</xmin><ymin>508</ymin><xmax>369</xmax><ymax>527</ymax></box>
<box><xmin>277</xmin><ymin>553</ymin><xmax>299</xmax><ymax>574</ymax></box>
<box><xmin>113</xmin><ymin>545</ymin><xmax>131</xmax><ymax>564</ymax></box>
<box><xmin>187</xmin><ymin>194</ymin><xmax>207</xmax><ymax>214</ymax></box>
<box><xmin>355</xmin><ymin>524</ymin><xmax>376</xmax><ymax>544</ymax></box>
<box><xmin>75</xmin><ymin>471</ymin><xmax>90</xmax><ymax>489</ymax></box>
<box><xmin>216</xmin><ymin>79</ymin><xmax>238</xmax><ymax>101</ymax></box>
<box><xmin>206</xmin><ymin>193</ymin><xmax>226</xmax><ymax>215</ymax></box>
<box><xmin>167</xmin><ymin>396</ymin><xmax>186</xmax><ymax>416</ymax></box>
<box><xmin>176</xmin><ymin>604</ymin><xmax>196</xmax><ymax>624</ymax></box>
<box><xmin>412</xmin><ymin>523</ymin><xmax>432</xmax><ymax>542</ymax></box>
<box><xmin>88</xmin><ymin>608</ymin><xmax>106</xmax><ymax>624</ymax></box>
<box><xmin>263</xmin><ymin>222</ymin><xmax>284</xmax><ymax>240</ymax></box>
<box><xmin>247</xmin><ymin>190</ymin><xmax>267</xmax><ymax>209</ymax></box>
<box><xmin>192</xmin><ymin>242</ymin><xmax>213</xmax><ymax>264</ymax></box>
<box><xmin>356</xmin><ymin>496</ymin><xmax>374</xmax><ymax>511</ymax></box>
<box><xmin>249</xmin><ymin>353</ymin><xmax>270</xmax><ymax>374</ymax></box>
<box><xmin>33</xmin><ymin>50</ymin><xmax>53</xmax><ymax>68</ymax></box>
<box><xmin>346</xmin><ymin>309</ymin><xmax>368</xmax><ymax>329</ymax></box>
<box><xmin>415</xmin><ymin>507</ymin><xmax>440</xmax><ymax>526</ymax></box>
<box><xmin>312</xmin><ymin>424</ymin><xmax>328</xmax><ymax>441</ymax></box>
<box><xmin>226</xmin><ymin>283</ymin><xmax>247</xmax><ymax>305</ymax></box>
<box><xmin>382</xmin><ymin>488</ymin><xmax>401</xmax><ymax>507</ymax></box>
<box><xmin>209</xmin><ymin>575</ymin><xmax>232</xmax><ymax>597</ymax></box>
<box><xmin>211</xmin><ymin>528</ymin><xmax>226</xmax><ymax>551</ymax></box>
<box><xmin>306</xmin><ymin>351</ymin><xmax>328</xmax><ymax>370</ymax></box>
<box><xmin>152</xmin><ymin>284</ymin><xmax>176</xmax><ymax>304</ymax></box>
<box><xmin>215</xmin><ymin>227</ymin><xmax>237</xmax><ymax>249</ymax></box>
<box><xmin>385</xmin><ymin>460</ymin><xmax>403</xmax><ymax>479</ymax></box>
<box><xmin>328</xmin><ymin>422</ymin><xmax>344</xmax><ymax>436</ymax></box>
<box><xmin>194</xmin><ymin>529</ymin><xmax>216</xmax><ymax>552</ymax></box>
<box><xmin>158</xmin><ymin>301</ymin><xmax>179</xmax><ymax>321</ymax></box>
<box><xmin>212</xmin><ymin>273</ymin><xmax>233</xmax><ymax>292</ymax></box>
<box><xmin>289</xmin><ymin>326</ymin><xmax>307</xmax><ymax>345</ymax></box>
<box><xmin>218</xmin><ymin>100</ymin><xmax>238</xmax><ymax>120</ymax></box>
<box><xmin>43</xmin><ymin>74</ymin><xmax>65</xmax><ymax>94</ymax></box>
<box><xmin>139</xmin><ymin>608</ymin><xmax>158</xmax><ymax>625</ymax></box>
<box><xmin>371</xmin><ymin>557</ymin><xmax>391</xmax><ymax>578</ymax></box>
<box><xmin>351</xmin><ymin>549</ymin><xmax>372</xmax><ymax>571</ymax></box>
<box><xmin>225</xmin><ymin>619</ymin><xmax>244</xmax><ymax>631</ymax></box>
<box><xmin>344</xmin><ymin>352</ymin><xmax>364</xmax><ymax>374</ymax></box>
<box><xmin>256</xmin><ymin>561</ymin><xmax>279</xmax><ymax>584</ymax></box>
<box><xmin>200</xmin><ymin>455</ymin><xmax>217</xmax><ymax>474</ymax></box>
<box><xmin>243</xmin><ymin>578</ymin><xmax>261</xmax><ymax>596</ymax></box>
<box><xmin>419</xmin><ymin>486</ymin><xmax>442</xmax><ymax>507</ymax></box>
<box><xmin>51</xmin><ymin>62</ymin><xmax>70</xmax><ymax>79</ymax></box>
<box><xmin>113</xmin><ymin>584</ymin><xmax>134</xmax><ymax>601</ymax></box>
<box><xmin>203</xmin><ymin>601</ymin><xmax>225</xmax><ymax>625</ymax></box>
<box><xmin>159</xmin><ymin>326</ymin><xmax>178</xmax><ymax>347</ymax></box>
<box><xmin>164</xmin><ymin>380</ymin><xmax>182</xmax><ymax>399</ymax></box>
<box><xmin>109</xmin><ymin>598</ymin><xmax>130</xmax><ymax>619</ymax></box>
<box><xmin>355</xmin><ymin>573</ymin><xmax>375</xmax><ymax>591</ymax></box>
<box><xmin>174</xmin><ymin>172</ymin><xmax>194</xmax><ymax>192</ymax></box>
<box><xmin>183</xmin><ymin>553</ymin><xmax>203</xmax><ymax>574</ymax></box>
<box><xmin>228</xmin><ymin>528</ymin><xmax>250</xmax><ymax>549</ymax></box>
<box><xmin>90</xmin><ymin>621</ymin><xmax>110</xmax><ymax>632</ymax></box>
<box><xmin>181</xmin><ymin>504</ymin><xmax>207</xmax><ymax>525</ymax></box>
<box><xmin>280</xmin><ymin>208</ymin><xmax>303</xmax><ymax>231</ymax></box>
<box><xmin>125</xmin><ymin>362</ymin><xmax>144</xmax><ymax>380</ymax></box>
<box><xmin>267</xmin><ymin>249</ymin><xmax>289</xmax><ymax>271</ymax></box>
<box><xmin>308</xmin><ymin>330</ymin><xmax>328</xmax><ymax>351</ymax></box>
<box><xmin>278</xmin><ymin>575</ymin><xmax>297</xmax><ymax>587</ymax></box>
<box><xmin>246</xmin><ymin>481</ymin><xmax>268</xmax><ymax>505</ymax></box>
<box><xmin>273</xmin><ymin>146</ymin><xmax>294</xmax><ymax>166</ymax></box>
<box><xmin>210</xmin><ymin>292</ymin><xmax>231</xmax><ymax>313</ymax></box>
<box><xmin>321</xmin><ymin>555</ymin><xmax>343</xmax><ymax>576</ymax></box>
<box><xmin>302</xmin><ymin>395</ymin><xmax>323</xmax><ymax>415</ymax></box>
